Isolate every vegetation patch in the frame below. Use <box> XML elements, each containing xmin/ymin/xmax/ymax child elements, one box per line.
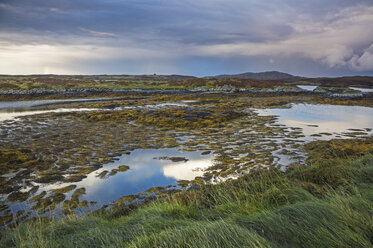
<box><xmin>304</xmin><ymin>136</ymin><xmax>373</xmax><ymax>163</ymax></box>
<box><xmin>158</xmin><ymin>157</ymin><xmax>189</xmax><ymax>162</ymax></box>
<box><xmin>137</xmin><ymin>108</ymin><xmax>245</xmax><ymax>129</ymax></box>
<box><xmin>0</xmin><ymin>149</ymin><xmax>37</xmax><ymax>174</ymax></box>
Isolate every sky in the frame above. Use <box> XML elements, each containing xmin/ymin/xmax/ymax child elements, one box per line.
<box><xmin>1</xmin><ymin>0</ymin><xmax>373</xmax><ymax>77</ymax></box>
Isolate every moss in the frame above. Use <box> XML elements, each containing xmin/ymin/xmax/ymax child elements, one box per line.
<box><xmin>0</xmin><ymin>204</ymin><xmax>8</xmax><ymax>212</ymax></box>
<box><xmin>143</xmin><ymin>186</ymin><xmax>166</xmax><ymax>195</ymax></box>
<box><xmin>0</xmin><ymin>212</ymin><xmax>14</xmax><ymax>226</ymax></box>
<box><xmin>96</xmin><ymin>170</ymin><xmax>109</xmax><ymax>178</ymax></box>
<box><xmin>30</xmin><ymin>191</ymin><xmax>47</xmax><ymax>202</ymax></box>
<box><xmin>35</xmin><ymin>174</ymin><xmax>64</xmax><ymax>184</ymax></box>
<box><xmin>115</xmin><ymin>195</ymin><xmax>137</xmax><ymax>205</ymax></box>
<box><xmin>0</xmin><ymin>185</ymin><xmax>21</xmax><ymax>195</ymax></box>
<box><xmin>0</xmin><ymin>148</ymin><xmax>37</xmax><ymax>174</ymax></box>
<box><xmin>72</xmin><ymin>188</ymin><xmax>86</xmax><ymax>200</ymax></box>
<box><xmin>109</xmin><ymin>169</ymin><xmax>118</xmax><ymax>176</ymax></box>
<box><xmin>31</xmin><ymin>196</ymin><xmax>53</xmax><ymax>211</ymax></box>
<box><xmin>136</xmin><ymin>107</ymin><xmax>244</xmax><ymax>129</ymax></box>
<box><xmin>305</xmin><ymin>137</ymin><xmax>373</xmax><ymax>164</ymax></box>
<box><xmin>7</xmin><ymin>191</ymin><xmax>31</xmax><ymax>202</ymax></box>
<box><xmin>62</xmin><ymin>188</ymin><xmax>86</xmax><ymax>213</ymax></box>
<box><xmin>52</xmin><ymin>185</ymin><xmax>77</xmax><ymax>194</ymax></box>
<box><xmin>118</xmin><ymin>165</ymin><xmax>130</xmax><ymax>172</ymax></box>
<box><xmin>158</xmin><ymin>156</ymin><xmax>189</xmax><ymax>162</ymax></box>
<box><xmin>78</xmin><ymin>110</ymin><xmax>140</xmax><ymax>122</ymax></box>
<box><xmin>28</xmin><ymin>186</ymin><xmax>39</xmax><ymax>195</ymax></box>
<box><xmin>278</xmin><ymin>149</ymin><xmax>296</xmax><ymax>155</ymax></box>
<box><xmin>79</xmin><ymin>200</ymin><xmax>89</xmax><ymax>208</ymax></box>
<box><xmin>319</xmin><ymin>132</ymin><xmax>332</xmax><ymax>136</ymax></box>
<box><xmin>50</xmin><ymin>193</ymin><xmax>66</xmax><ymax>208</ymax></box>
<box><xmin>64</xmin><ymin>175</ymin><xmax>87</xmax><ymax>183</ymax></box>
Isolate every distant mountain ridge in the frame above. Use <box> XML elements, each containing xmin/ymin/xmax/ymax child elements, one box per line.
<box><xmin>213</xmin><ymin>71</ymin><xmax>300</xmax><ymax>80</ymax></box>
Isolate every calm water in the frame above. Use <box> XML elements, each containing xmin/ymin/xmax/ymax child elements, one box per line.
<box><xmin>349</xmin><ymin>87</ymin><xmax>373</xmax><ymax>93</ymax></box>
<box><xmin>0</xmin><ymin>99</ymin><xmax>191</xmax><ymax>122</ymax></box>
<box><xmin>0</xmin><ymin>97</ymin><xmax>122</xmax><ymax>122</ymax></box>
<box><xmin>257</xmin><ymin>104</ymin><xmax>373</xmax><ymax>166</ymax></box>
<box><xmin>0</xmin><ymin>108</ymin><xmax>99</xmax><ymax>122</ymax></box>
<box><xmin>297</xmin><ymin>85</ymin><xmax>317</xmax><ymax>91</ymax></box>
<box><xmin>257</xmin><ymin>104</ymin><xmax>373</xmax><ymax>139</ymax></box>
<box><xmin>0</xmin><ymin>97</ymin><xmax>123</xmax><ymax>110</ymax></box>
<box><xmin>296</xmin><ymin>85</ymin><xmax>373</xmax><ymax>93</ymax></box>
<box><xmin>42</xmin><ymin>148</ymin><xmax>213</xmax><ymax>202</ymax></box>
<box><xmin>7</xmin><ymin>148</ymin><xmax>214</xmax><ymax>214</ymax></box>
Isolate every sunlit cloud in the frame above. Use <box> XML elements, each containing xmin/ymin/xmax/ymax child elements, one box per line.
<box><xmin>0</xmin><ymin>37</ymin><xmax>183</xmax><ymax>74</ymax></box>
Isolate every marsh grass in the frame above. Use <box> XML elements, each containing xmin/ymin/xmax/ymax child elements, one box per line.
<box><xmin>1</xmin><ymin>140</ymin><xmax>373</xmax><ymax>247</ymax></box>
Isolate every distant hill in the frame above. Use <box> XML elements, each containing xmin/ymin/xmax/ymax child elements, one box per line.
<box><xmin>213</xmin><ymin>71</ymin><xmax>300</xmax><ymax>80</ymax></box>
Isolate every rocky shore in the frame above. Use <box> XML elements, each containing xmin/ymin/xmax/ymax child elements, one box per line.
<box><xmin>0</xmin><ymin>85</ymin><xmax>369</xmax><ymax>99</ymax></box>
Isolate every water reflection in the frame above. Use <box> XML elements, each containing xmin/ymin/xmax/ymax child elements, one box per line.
<box><xmin>0</xmin><ymin>97</ymin><xmax>121</xmax><ymax>110</ymax></box>
<box><xmin>349</xmin><ymin>87</ymin><xmax>373</xmax><ymax>93</ymax></box>
<box><xmin>163</xmin><ymin>157</ymin><xmax>212</xmax><ymax>180</ymax></box>
<box><xmin>114</xmin><ymin>102</ymin><xmax>188</xmax><ymax>110</ymax></box>
<box><xmin>257</xmin><ymin>104</ymin><xmax>373</xmax><ymax>167</ymax></box>
<box><xmin>0</xmin><ymin>100</ymin><xmax>192</xmax><ymax>122</ymax></box>
<box><xmin>0</xmin><ymin>108</ymin><xmax>98</xmax><ymax>122</ymax></box>
<box><xmin>257</xmin><ymin>104</ymin><xmax>373</xmax><ymax>139</ymax></box>
<box><xmin>297</xmin><ymin>85</ymin><xmax>317</xmax><ymax>91</ymax></box>
<box><xmin>38</xmin><ymin>148</ymin><xmax>214</xmax><ymax>207</ymax></box>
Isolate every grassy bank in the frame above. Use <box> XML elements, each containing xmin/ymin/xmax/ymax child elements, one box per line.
<box><xmin>1</xmin><ymin>138</ymin><xmax>373</xmax><ymax>247</ymax></box>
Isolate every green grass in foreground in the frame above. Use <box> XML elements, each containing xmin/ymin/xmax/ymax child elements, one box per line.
<box><xmin>1</xmin><ymin>149</ymin><xmax>373</xmax><ymax>247</ymax></box>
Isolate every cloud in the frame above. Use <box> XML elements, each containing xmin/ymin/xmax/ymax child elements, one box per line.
<box><xmin>79</xmin><ymin>28</ymin><xmax>118</xmax><ymax>38</ymax></box>
<box><xmin>0</xmin><ymin>34</ymin><xmax>187</xmax><ymax>74</ymax></box>
<box><xmin>196</xmin><ymin>5</ymin><xmax>373</xmax><ymax>70</ymax></box>
<box><xmin>349</xmin><ymin>44</ymin><xmax>373</xmax><ymax>71</ymax></box>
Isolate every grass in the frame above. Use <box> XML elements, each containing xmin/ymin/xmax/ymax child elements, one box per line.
<box><xmin>1</xmin><ymin>137</ymin><xmax>373</xmax><ymax>247</ymax></box>
<box><xmin>0</xmin><ymin>76</ymin><xmax>286</xmax><ymax>92</ymax></box>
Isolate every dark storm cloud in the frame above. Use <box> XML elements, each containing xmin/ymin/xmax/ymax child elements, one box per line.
<box><xmin>0</xmin><ymin>0</ymin><xmax>373</xmax><ymax>75</ymax></box>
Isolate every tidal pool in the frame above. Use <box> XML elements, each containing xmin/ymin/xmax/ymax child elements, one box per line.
<box><xmin>0</xmin><ymin>108</ymin><xmax>99</xmax><ymax>122</ymax></box>
<box><xmin>257</xmin><ymin>104</ymin><xmax>373</xmax><ymax>139</ymax></box>
<box><xmin>0</xmin><ymin>97</ymin><xmax>121</xmax><ymax>110</ymax></box>
<box><xmin>0</xmin><ymin>97</ymin><xmax>124</xmax><ymax>122</ymax></box>
<box><xmin>349</xmin><ymin>87</ymin><xmax>373</xmax><ymax>93</ymax></box>
<box><xmin>6</xmin><ymin>148</ymin><xmax>214</xmax><ymax>216</ymax></box>
<box><xmin>256</xmin><ymin>104</ymin><xmax>373</xmax><ymax>166</ymax></box>
<box><xmin>297</xmin><ymin>85</ymin><xmax>317</xmax><ymax>91</ymax></box>
<box><xmin>0</xmin><ymin>99</ymin><xmax>193</xmax><ymax>122</ymax></box>
<box><xmin>46</xmin><ymin>148</ymin><xmax>212</xmax><ymax>202</ymax></box>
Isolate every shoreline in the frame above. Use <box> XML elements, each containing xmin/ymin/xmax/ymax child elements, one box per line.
<box><xmin>0</xmin><ymin>87</ymin><xmax>369</xmax><ymax>101</ymax></box>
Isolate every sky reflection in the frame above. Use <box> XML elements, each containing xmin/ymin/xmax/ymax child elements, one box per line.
<box><xmin>38</xmin><ymin>148</ymin><xmax>214</xmax><ymax>206</ymax></box>
<box><xmin>257</xmin><ymin>104</ymin><xmax>373</xmax><ymax>138</ymax></box>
